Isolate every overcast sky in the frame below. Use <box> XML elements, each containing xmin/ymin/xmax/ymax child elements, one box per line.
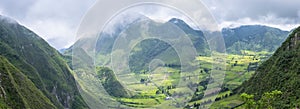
<box><xmin>0</xmin><ymin>0</ymin><xmax>299</xmax><ymax>49</ymax></box>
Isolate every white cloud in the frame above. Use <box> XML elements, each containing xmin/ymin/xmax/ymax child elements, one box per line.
<box><xmin>202</xmin><ymin>0</ymin><xmax>300</xmax><ymax>31</ymax></box>
<box><xmin>0</xmin><ymin>0</ymin><xmax>96</xmax><ymax>49</ymax></box>
<box><xmin>25</xmin><ymin>19</ymin><xmax>75</xmax><ymax>48</ymax></box>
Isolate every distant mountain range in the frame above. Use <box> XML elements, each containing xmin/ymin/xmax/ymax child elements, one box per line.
<box><xmin>222</xmin><ymin>25</ymin><xmax>289</xmax><ymax>54</ymax></box>
<box><xmin>95</xmin><ymin>17</ymin><xmax>289</xmax><ymax>56</ymax></box>
<box><xmin>91</xmin><ymin>17</ymin><xmax>289</xmax><ymax>74</ymax></box>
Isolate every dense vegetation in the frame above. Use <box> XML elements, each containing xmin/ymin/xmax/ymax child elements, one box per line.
<box><xmin>238</xmin><ymin>26</ymin><xmax>300</xmax><ymax>108</ymax></box>
<box><xmin>0</xmin><ymin>15</ymin><xmax>88</xmax><ymax>108</ymax></box>
<box><xmin>0</xmin><ymin>55</ymin><xmax>56</xmax><ymax>109</ymax></box>
<box><xmin>240</xmin><ymin>90</ymin><xmax>282</xmax><ymax>109</ymax></box>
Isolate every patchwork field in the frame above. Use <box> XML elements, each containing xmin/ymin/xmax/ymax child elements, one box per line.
<box><xmin>94</xmin><ymin>50</ymin><xmax>272</xmax><ymax>108</ymax></box>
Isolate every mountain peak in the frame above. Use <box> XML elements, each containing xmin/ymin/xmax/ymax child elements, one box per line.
<box><xmin>168</xmin><ymin>18</ymin><xmax>185</xmax><ymax>24</ymax></box>
<box><xmin>167</xmin><ymin>18</ymin><xmax>192</xmax><ymax>29</ymax></box>
<box><xmin>167</xmin><ymin>18</ymin><xmax>203</xmax><ymax>35</ymax></box>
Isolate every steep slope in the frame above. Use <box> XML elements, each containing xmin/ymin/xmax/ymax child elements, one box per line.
<box><xmin>96</xmin><ymin>67</ymin><xmax>132</xmax><ymax>98</ymax></box>
<box><xmin>168</xmin><ymin>18</ymin><xmax>209</xmax><ymax>54</ymax></box>
<box><xmin>0</xmin><ymin>55</ymin><xmax>56</xmax><ymax>109</ymax></box>
<box><xmin>238</xmin><ymin>26</ymin><xmax>300</xmax><ymax>108</ymax></box>
<box><xmin>222</xmin><ymin>25</ymin><xmax>289</xmax><ymax>54</ymax></box>
<box><xmin>0</xmin><ymin>16</ymin><xmax>88</xmax><ymax>108</ymax></box>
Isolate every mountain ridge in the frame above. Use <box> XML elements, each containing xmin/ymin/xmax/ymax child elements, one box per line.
<box><xmin>222</xmin><ymin>25</ymin><xmax>289</xmax><ymax>54</ymax></box>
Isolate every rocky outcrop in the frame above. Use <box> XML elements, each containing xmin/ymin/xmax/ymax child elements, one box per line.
<box><xmin>286</xmin><ymin>32</ymin><xmax>300</xmax><ymax>50</ymax></box>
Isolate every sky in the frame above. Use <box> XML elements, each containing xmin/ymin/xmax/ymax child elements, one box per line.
<box><xmin>0</xmin><ymin>0</ymin><xmax>299</xmax><ymax>49</ymax></box>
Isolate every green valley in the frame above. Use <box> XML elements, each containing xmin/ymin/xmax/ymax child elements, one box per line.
<box><xmin>81</xmin><ymin>18</ymin><xmax>290</xmax><ymax>108</ymax></box>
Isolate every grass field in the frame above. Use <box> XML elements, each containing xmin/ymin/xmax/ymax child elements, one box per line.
<box><xmin>210</xmin><ymin>95</ymin><xmax>244</xmax><ymax>108</ymax></box>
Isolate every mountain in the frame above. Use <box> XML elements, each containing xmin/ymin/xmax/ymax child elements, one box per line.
<box><xmin>94</xmin><ymin>18</ymin><xmax>209</xmax><ymax>73</ymax></box>
<box><xmin>96</xmin><ymin>18</ymin><xmax>289</xmax><ymax>58</ymax></box>
<box><xmin>95</xmin><ymin>18</ymin><xmax>209</xmax><ymax>55</ymax></box>
<box><xmin>238</xmin><ymin>26</ymin><xmax>300</xmax><ymax>108</ymax></box>
<box><xmin>93</xmin><ymin>18</ymin><xmax>289</xmax><ymax>74</ymax></box>
<box><xmin>127</xmin><ymin>18</ymin><xmax>210</xmax><ymax>73</ymax></box>
<box><xmin>168</xmin><ymin>18</ymin><xmax>209</xmax><ymax>54</ymax></box>
<box><xmin>222</xmin><ymin>25</ymin><xmax>289</xmax><ymax>54</ymax></box>
<box><xmin>95</xmin><ymin>14</ymin><xmax>149</xmax><ymax>55</ymax></box>
<box><xmin>0</xmin><ymin>16</ymin><xmax>88</xmax><ymax>108</ymax></box>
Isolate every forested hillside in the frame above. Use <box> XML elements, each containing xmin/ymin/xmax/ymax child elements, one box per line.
<box><xmin>0</xmin><ymin>15</ymin><xmax>88</xmax><ymax>109</ymax></box>
<box><xmin>238</xmin><ymin>26</ymin><xmax>300</xmax><ymax>108</ymax></box>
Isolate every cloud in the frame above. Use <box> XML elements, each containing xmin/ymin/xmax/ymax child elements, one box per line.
<box><xmin>218</xmin><ymin>17</ymin><xmax>298</xmax><ymax>31</ymax></box>
<box><xmin>26</xmin><ymin>19</ymin><xmax>74</xmax><ymax>48</ymax></box>
<box><xmin>202</xmin><ymin>0</ymin><xmax>300</xmax><ymax>31</ymax></box>
<box><xmin>0</xmin><ymin>0</ymin><xmax>35</xmax><ymax>18</ymax></box>
<box><xmin>0</xmin><ymin>0</ymin><xmax>96</xmax><ymax>49</ymax></box>
<box><xmin>0</xmin><ymin>15</ymin><xmax>18</xmax><ymax>24</ymax></box>
<box><xmin>76</xmin><ymin>0</ymin><xmax>219</xmax><ymax>41</ymax></box>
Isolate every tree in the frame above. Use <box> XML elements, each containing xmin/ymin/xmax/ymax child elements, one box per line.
<box><xmin>258</xmin><ymin>90</ymin><xmax>282</xmax><ymax>109</ymax></box>
<box><xmin>234</xmin><ymin>61</ymin><xmax>238</xmax><ymax>66</ymax></box>
<box><xmin>240</xmin><ymin>93</ymin><xmax>256</xmax><ymax>109</ymax></box>
<box><xmin>204</xmin><ymin>68</ymin><xmax>210</xmax><ymax>73</ymax></box>
<box><xmin>156</xmin><ymin>90</ymin><xmax>160</xmax><ymax>94</ymax></box>
<box><xmin>247</xmin><ymin>62</ymin><xmax>251</xmax><ymax>72</ymax></box>
<box><xmin>240</xmin><ymin>90</ymin><xmax>282</xmax><ymax>109</ymax></box>
<box><xmin>195</xmin><ymin>88</ymin><xmax>199</xmax><ymax>92</ymax></box>
<box><xmin>140</xmin><ymin>78</ymin><xmax>145</xmax><ymax>83</ymax></box>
